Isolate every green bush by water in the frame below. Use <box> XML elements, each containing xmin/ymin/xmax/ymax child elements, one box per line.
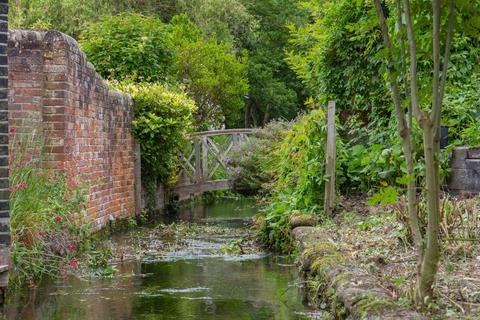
<box><xmin>111</xmin><ymin>82</ymin><xmax>196</xmax><ymax>185</ymax></box>
<box><xmin>255</xmin><ymin>109</ymin><xmax>344</xmax><ymax>252</ymax></box>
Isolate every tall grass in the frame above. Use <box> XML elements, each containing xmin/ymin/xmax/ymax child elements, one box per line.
<box><xmin>9</xmin><ymin>128</ymin><xmax>91</xmax><ymax>285</ymax></box>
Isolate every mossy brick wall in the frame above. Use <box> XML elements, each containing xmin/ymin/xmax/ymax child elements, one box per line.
<box><xmin>0</xmin><ymin>1</ymin><xmax>8</xmax><ymax>245</ymax></box>
<box><xmin>8</xmin><ymin>29</ymin><xmax>136</xmax><ymax>230</ymax></box>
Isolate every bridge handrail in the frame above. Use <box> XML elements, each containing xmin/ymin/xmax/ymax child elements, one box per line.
<box><xmin>176</xmin><ymin>128</ymin><xmax>257</xmax><ymax>197</ymax></box>
<box><xmin>189</xmin><ymin>128</ymin><xmax>258</xmax><ymax>138</ymax></box>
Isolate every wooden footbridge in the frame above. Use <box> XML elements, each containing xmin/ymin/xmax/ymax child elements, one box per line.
<box><xmin>173</xmin><ymin>129</ymin><xmax>256</xmax><ymax>199</ymax></box>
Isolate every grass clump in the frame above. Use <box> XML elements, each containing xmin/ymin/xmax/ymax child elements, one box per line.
<box><xmin>9</xmin><ymin>129</ymin><xmax>111</xmax><ymax>286</ymax></box>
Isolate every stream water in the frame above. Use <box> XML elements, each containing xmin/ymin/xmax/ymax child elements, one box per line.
<box><xmin>2</xmin><ymin>199</ymin><xmax>319</xmax><ymax>320</ymax></box>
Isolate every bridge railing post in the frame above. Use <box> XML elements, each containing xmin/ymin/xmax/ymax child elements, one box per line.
<box><xmin>194</xmin><ymin>138</ymin><xmax>202</xmax><ymax>183</ymax></box>
<box><xmin>232</xmin><ymin>133</ymin><xmax>238</xmax><ymax>147</ymax></box>
<box><xmin>202</xmin><ymin>137</ymin><xmax>208</xmax><ymax>182</ymax></box>
<box><xmin>175</xmin><ymin>129</ymin><xmax>257</xmax><ymax>196</ymax></box>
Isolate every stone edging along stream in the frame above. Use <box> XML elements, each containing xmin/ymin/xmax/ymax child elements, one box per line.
<box><xmin>292</xmin><ymin>226</ymin><xmax>425</xmax><ymax>320</ymax></box>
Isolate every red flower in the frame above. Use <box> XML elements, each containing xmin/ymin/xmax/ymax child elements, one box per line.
<box><xmin>19</xmin><ymin>181</ymin><xmax>27</xmax><ymax>192</ymax></box>
<box><xmin>9</xmin><ymin>127</ymin><xmax>14</xmax><ymax>135</ymax></box>
<box><xmin>67</xmin><ymin>244</ymin><xmax>77</xmax><ymax>252</ymax></box>
<box><xmin>55</xmin><ymin>215</ymin><xmax>62</xmax><ymax>222</ymax></box>
<box><xmin>69</xmin><ymin>258</ymin><xmax>78</xmax><ymax>270</ymax></box>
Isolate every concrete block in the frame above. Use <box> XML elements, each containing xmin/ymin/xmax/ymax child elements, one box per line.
<box><xmin>451</xmin><ymin>147</ymin><xmax>469</xmax><ymax>169</ymax></box>
<box><xmin>449</xmin><ymin>168</ymin><xmax>480</xmax><ymax>192</ymax></box>
<box><xmin>467</xmin><ymin>148</ymin><xmax>480</xmax><ymax>159</ymax></box>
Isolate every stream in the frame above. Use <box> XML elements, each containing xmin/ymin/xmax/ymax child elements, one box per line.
<box><xmin>2</xmin><ymin>199</ymin><xmax>319</xmax><ymax>320</ymax></box>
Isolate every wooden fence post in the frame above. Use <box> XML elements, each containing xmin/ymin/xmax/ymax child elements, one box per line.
<box><xmin>324</xmin><ymin>101</ymin><xmax>336</xmax><ymax>217</ymax></box>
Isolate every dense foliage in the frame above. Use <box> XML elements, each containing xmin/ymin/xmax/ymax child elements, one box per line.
<box><xmin>167</xmin><ymin>15</ymin><xmax>249</xmax><ymax>128</ymax></box>
<box><xmin>111</xmin><ymin>82</ymin><xmax>196</xmax><ymax>184</ymax></box>
<box><xmin>251</xmin><ymin>110</ymin><xmax>344</xmax><ymax>251</ymax></box>
<box><xmin>230</xmin><ymin>121</ymin><xmax>291</xmax><ymax>194</ymax></box>
<box><xmin>11</xmin><ymin>0</ymin><xmax>309</xmax><ymax>129</ymax></box>
<box><xmin>80</xmin><ymin>14</ymin><xmax>175</xmax><ymax>83</ymax></box>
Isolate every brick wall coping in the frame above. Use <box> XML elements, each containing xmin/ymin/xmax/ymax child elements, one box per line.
<box><xmin>8</xmin><ymin>29</ymin><xmax>132</xmax><ymax>106</ymax></box>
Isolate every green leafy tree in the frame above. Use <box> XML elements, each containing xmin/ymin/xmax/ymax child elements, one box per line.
<box><xmin>241</xmin><ymin>0</ymin><xmax>308</xmax><ymax>127</ymax></box>
<box><xmin>167</xmin><ymin>15</ymin><xmax>249</xmax><ymax>128</ymax></box>
<box><xmin>9</xmin><ymin>0</ymin><xmax>182</xmax><ymax>37</ymax></box>
<box><xmin>373</xmin><ymin>0</ymin><xmax>455</xmax><ymax>303</ymax></box>
<box><xmin>176</xmin><ymin>0</ymin><xmax>257</xmax><ymax>47</ymax></box>
<box><xmin>80</xmin><ymin>13</ymin><xmax>175</xmax><ymax>83</ymax></box>
<box><xmin>286</xmin><ymin>0</ymin><xmax>392</xmax><ymax>133</ymax></box>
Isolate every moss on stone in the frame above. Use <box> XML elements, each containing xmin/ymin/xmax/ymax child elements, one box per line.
<box><xmin>289</xmin><ymin>212</ymin><xmax>319</xmax><ymax>228</ymax></box>
<box><xmin>355</xmin><ymin>293</ymin><xmax>399</xmax><ymax>318</ymax></box>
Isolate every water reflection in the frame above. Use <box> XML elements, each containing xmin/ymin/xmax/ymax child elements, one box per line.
<box><xmin>3</xmin><ymin>199</ymin><xmax>317</xmax><ymax>320</ymax></box>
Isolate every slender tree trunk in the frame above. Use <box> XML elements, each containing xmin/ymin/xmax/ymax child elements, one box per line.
<box><xmin>376</xmin><ymin>0</ymin><xmax>454</xmax><ymax>303</ymax></box>
<box><xmin>244</xmin><ymin>101</ymin><xmax>251</xmax><ymax>128</ymax></box>
<box><xmin>417</xmin><ymin>122</ymin><xmax>441</xmax><ymax>301</ymax></box>
<box><xmin>263</xmin><ymin>105</ymin><xmax>271</xmax><ymax>126</ymax></box>
<box><xmin>250</xmin><ymin>104</ymin><xmax>258</xmax><ymax>127</ymax></box>
<box><xmin>373</xmin><ymin>0</ymin><xmax>423</xmax><ymax>254</ymax></box>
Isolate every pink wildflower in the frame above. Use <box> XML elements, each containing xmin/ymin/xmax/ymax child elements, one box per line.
<box><xmin>67</xmin><ymin>244</ymin><xmax>77</xmax><ymax>252</ymax></box>
<box><xmin>55</xmin><ymin>215</ymin><xmax>62</xmax><ymax>223</ymax></box>
<box><xmin>19</xmin><ymin>181</ymin><xmax>27</xmax><ymax>192</ymax></box>
<box><xmin>9</xmin><ymin>127</ymin><xmax>14</xmax><ymax>135</ymax></box>
<box><xmin>69</xmin><ymin>258</ymin><xmax>78</xmax><ymax>270</ymax></box>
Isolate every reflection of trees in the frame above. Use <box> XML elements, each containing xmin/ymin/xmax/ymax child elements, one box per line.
<box><xmin>4</xmin><ymin>263</ymin><xmax>141</xmax><ymax>320</ymax></box>
<box><xmin>3</xmin><ymin>220</ymin><xmax>307</xmax><ymax>320</ymax></box>
<box><xmin>131</xmin><ymin>256</ymin><xmax>303</xmax><ymax>319</ymax></box>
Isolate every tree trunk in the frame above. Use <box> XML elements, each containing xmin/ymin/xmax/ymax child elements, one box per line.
<box><xmin>263</xmin><ymin>105</ymin><xmax>271</xmax><ymax>126</ymax></box>
<box><xmin>373</xmin><ymin>0</ymin><xmax>423</xmax><ymax>253</ymax></box>
<box><xmin>250</xmin><ymin>104</ymin><xmax>258</xmax><ymax>127</ymax></box>
<box><xmin>244</xmin><ymin>101</ymin><xmax>251</xmax><ymax>128</ymax></box>
<box><xmin>417</xmin><ymin>123</ymin><xmax>441</xmax><ymax>302</ymax></box>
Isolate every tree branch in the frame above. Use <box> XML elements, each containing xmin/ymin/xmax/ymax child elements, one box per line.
<box><xmin>373</xmin><ymin>0</ymin><xmax>423</xmax><ymax>251</ymax></box>
<box><xmin>395</xmin><ymin>0</ymin><xmax>412</xmax><ymax>130</ymax></box>
<box><xmin>431</xmin><ymin>0</ymin><xmax>441</xmax><ymax>125</ymax></box>
<box><xmin>403</xmin><ymin>0</ymin><xmax>426</xmax><ymax>126</ymax></box>
<box><xmin>433</xmin><ymin>0</ymin><xmax>455</xmax><ymax>128</ymax></box>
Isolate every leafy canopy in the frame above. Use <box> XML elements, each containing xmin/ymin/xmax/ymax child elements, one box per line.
<box><xmin>80</xmin><ymin>13</ymin><xmax>175</xmax><ymax>83</ymax></box>
<box><xmin>168</xmin><ymin>15</ymin><xmax>249</xmax><ymax>128</ymax></box>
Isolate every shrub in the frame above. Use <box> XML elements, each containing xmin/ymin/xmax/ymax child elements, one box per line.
<box><xmin>80</xmin><ymin>13</ymin><xmax>175</xmax><ymax>83</ymax></box>
<box><xmin>112</xmin><ymin>82</ymin><xmax>196</xmax><ymax>184</ymax></box>
<box><xmin>230</xmin><ymin>121</ymin><xmax>291</xmax><ymax>195</ymax></box>
<box><xmin>257</xmin><ymin>109</ymin><xmax>345</xmax><ymax>251</ymax></box>
<box><xmin>343</xmin><ymin>143</ymin><xmax>405</xmax><ymax>192</ymax></box>
<box><xmin>443</xmin><ymin>72</ymin><xmax>480</xmax><ymax>148</ymax></box>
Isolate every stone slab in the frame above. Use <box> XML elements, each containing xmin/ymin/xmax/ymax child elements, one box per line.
<box><xmin>467</xmin><ymin>148</ymin><xmax>480</xmax><ymax>159</ymax></box>
<box><xmin>451</xmin><ymin>147</ymin><xmax>469</xmax><ymax>169</ymax></box>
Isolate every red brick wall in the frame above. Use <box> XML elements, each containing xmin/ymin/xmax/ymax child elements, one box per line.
<box><xmin>8</xmin><ymin>30</ymin><xmax>136</xmax><ymax>230</ymax></box>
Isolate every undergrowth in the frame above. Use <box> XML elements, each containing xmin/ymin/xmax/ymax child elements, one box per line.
<box><xmin>9</xmin><ymin>128</ymin><xmax>115</xmax><ymax>286</ymax></box>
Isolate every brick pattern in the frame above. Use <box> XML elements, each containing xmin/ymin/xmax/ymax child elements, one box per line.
<box><xmin>8</xmin><ymin>30</ymin><xmax>136</xmax><ymax>230</ymax></box>
<box><xmin>0</xmin><ymin>0</ymin><xmax>8</xmax><ymax>245</ymax></box>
